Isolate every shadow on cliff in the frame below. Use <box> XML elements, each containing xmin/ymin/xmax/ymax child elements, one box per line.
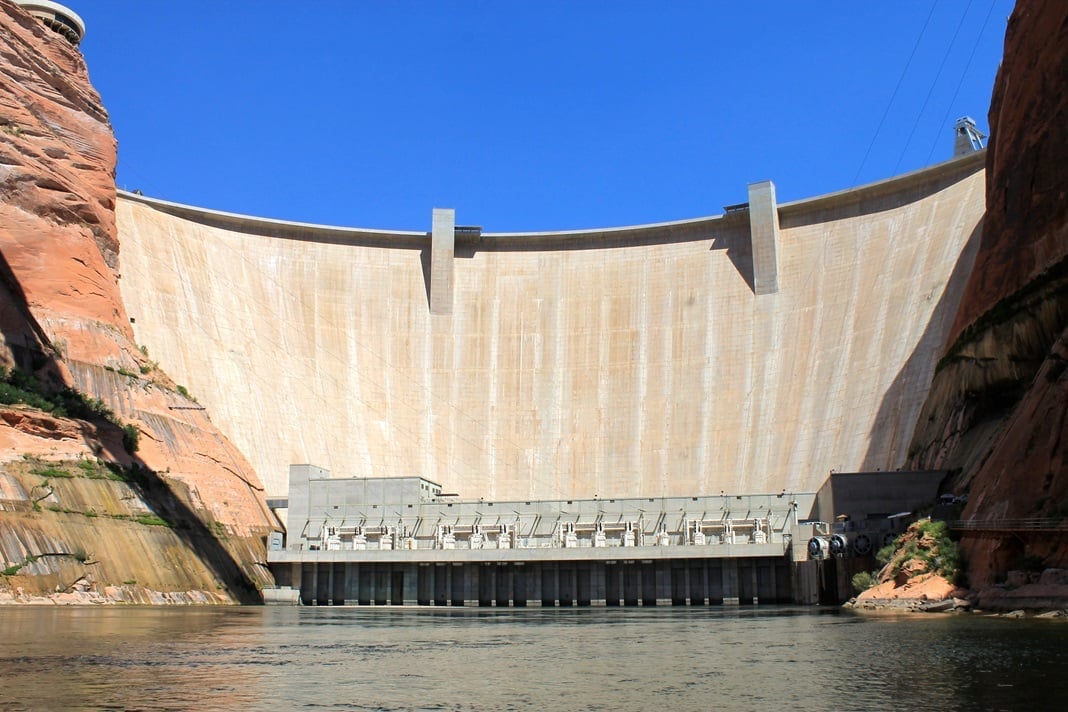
<box><xmin>0</xmin><ymin>249</ymin><xmax>264</xmax><ymax>603</ymax></box>
<box><xmin>102</xmin><ymin>459</ymin><xmax>265</xmax><ymax>603</ymax></box>
<box><xmin>0</xmin><ymin>249</ymin><xmax>63</xmax><ymax>374</ymax></box>
<box><xmin>859</xmin><ymin>221</ymin><xmax>983</xmax><ymax>476</ymax></box>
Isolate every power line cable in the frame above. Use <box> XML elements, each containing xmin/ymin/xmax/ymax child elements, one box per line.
<box><xmin>852</xmin><ymin>2</ymin><xmax>939</xmax><ymax>186</ymax></box>
<box><xmin>894</xmin><ymin>0</ymin><xmax>975</xmax><ymax>175</ymax></box>
<box><xmin>925</xmin><ymin>0</ymin><xmax>999</xmax><ymax>164</ymax></box>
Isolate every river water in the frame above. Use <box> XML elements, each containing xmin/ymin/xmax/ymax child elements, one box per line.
<box><xmin>0</xmin><ymin>605</ymin><xmax>1065</xmax><ymax>711</ymax></box>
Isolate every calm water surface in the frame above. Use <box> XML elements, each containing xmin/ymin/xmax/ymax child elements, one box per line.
<box><xmin>1</xmin><ymin>605</ymin><xmax>1065</xmax><ymax>711</ymax></box>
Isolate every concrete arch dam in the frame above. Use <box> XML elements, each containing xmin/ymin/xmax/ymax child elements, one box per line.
<box><xmin>116</xmin><ymin>153</ymin><xmax>985</xmax><ymax>500</ymax></box>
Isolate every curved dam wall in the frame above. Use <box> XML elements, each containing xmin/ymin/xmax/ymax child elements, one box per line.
<box><xmin>115</xmin><ymin>153</ymin><xmax>985</xmax><ymax>500</ymax></box>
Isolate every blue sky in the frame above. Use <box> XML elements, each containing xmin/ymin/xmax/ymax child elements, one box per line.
<box><xmin>78</xmin><ymin>1</ymin><xmax>1013</xmax><ymax>232</ymax></box>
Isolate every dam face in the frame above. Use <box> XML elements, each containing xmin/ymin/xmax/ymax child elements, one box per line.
<box><xmin>116</xmin><ymin>154</ymin><xmax>984</xmax><ymax>499</ymax></box>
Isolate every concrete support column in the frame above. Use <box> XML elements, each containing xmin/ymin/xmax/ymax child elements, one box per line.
<box><xmin>688</xmin><ymin>561</ymin><xmax>706</xmax><ymax>605</ymax></box>
<box><xmin>329</xmin><ymin>563</ymin><xmax>340</xmax><ymax>605</ymax></box>
<box><xmin>655</xmin><ymin>562</ymin><xmax>671</xmax><ymax>606</ymax></box>
<box><xmin>542</xmin><ymin>565</ymin><xmax>558</xmax><ymax>606</ymax></box>
<box><xmin>559</xmin><ymin>564</ymin><xmax>574</xmax><ymax>606</ymax></box>
<box><xmin>403</xmin><ymin>564</ymin><xmax>419</xmax><ymax>605</ymax></box>
<box><xmin>576</xmin><ymin>564</ymin><xmax>591</xmax><ymax>606</ymax></box>
<box><xmin>311</xmin><ymin>563</ymin><xmax>324</xmax><ymax>606</ymax></box>
<box><xmin>674</xmin><ymin>565</ymin><xmax>690</xmax><ymax>605</ymax></box>
<box><xmin>464</xmin><ymin>563</ymin><xmax>478</xmax><ymax>606</ymax></box>
<box><xmin>604</xmin><ymin>563</ymin><xmax>620</xmax><ymax>606</ymax></box>
<box><xmin>348</xmin><ymin>565</ymin><xmax>360</xmax><ymax>605</ymax></box>
<box><xmin>641</xmin><ymin>562</ymin><xmax>656</xmax><ymax>605</ymax></box>
<box><xmin>722</xmin><ymin>559</ymin><xmax>740</xmax><ymax>605</ymax></box>
<box><xmin>289</xmin><ymin>563</ymin><xmax>302</xmax><ymax>598</ymax></box>
<box><xmin>747</xmin><ymin>181</ymin><xmax>780</xmax><ymax>295</ymax></box>
<box><xmin>416</xmin><ymin>564</ymin><xmax>429</xmax><ymax>605</ymax></box>
<box><xmin>496</xmin><ymin>565</ymin><xmax>512</xmax><ymax>606</ymax></box>
<box><xmin>479</xmin><ymin>564</ymin><xmax>494</xmax><ymax>606</ymax></box>
<box><xmin>590</xmin><ymin>563</ymin><xmax>606</xmax><ymax>606</ymax></box>
<box><xmin>708</xmin><ymin>561</ymin><xmax>723</xmax><ymax>604</ymax></box>
<box><xmin>343</xmin><ymin>564</ymin><xmax>354</xmax><ymax>604</ymax></box>
<box><xmin>527</xmin><ymin>563</ymin><xmax>542</xmax><ymax>606</ymax></box>
<box><xmin>513</xmin><ymin>564</ymin><xmax>527</xmax><ymax>606</ymax></box>
<box><xmin>756</xmin><ymin>563</ymin><xmax>774</xmax><ymax>604</ymax></box>
<box><xmin>624</xmin><ymin>563</ymin><xmax>640</xmax><ymax>605</ymax></box>
<box><xmin>300</xmin><ymin>563</ymin><xmax>313</xmax><ymax>606</ymax></box>
<box><xmin>451</xmin><ymin>563</ymin><xmax>464</xmax><ymax>606</ymax></box>
<box><xmin>374</xmin><ymin>565</ymin><xmax>389</xmax><ymax>605</ymax></box>
<box><xmin>430</xmin><ymin>208</ymin><xmax>455</xmax><ymax>315</ymax></box>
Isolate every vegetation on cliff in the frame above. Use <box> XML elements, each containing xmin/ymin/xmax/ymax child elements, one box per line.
<box><xmin>1</xmin><ymin>451</ymin><xmax>273</xmax><ymax>603</ymax></box>
<box><xmin>0</xmin><ymin>367</ymin><xmax>139</xmax><ymax>453</ymax></box>
<box><xmin>853</xmin><ymin>520</ymin><xmax>962</xmax><ymax>594</ymax></box>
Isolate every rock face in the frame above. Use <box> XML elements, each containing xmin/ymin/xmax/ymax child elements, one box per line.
<box><xmin>854</xmin><ymin>574</ymin><xmax>958</xmax><ymax>611</ymax></box>
<box><xmin>853</xmin><ymin>520</ymin><xmax>962</xmax><ymax>608</ymax></box>
<box><xmin>909</xmin><ymin>0</ymin><xmax>1068</xmax><ymax>586</ymax></box>
<box><xmin>0</xmin><ymin>0</ymin><xmax>276</xmax><ymax>602</ymax></box>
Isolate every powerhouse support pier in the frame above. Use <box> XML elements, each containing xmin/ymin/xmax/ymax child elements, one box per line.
<box><xmin>272</xmin><ymin>555</ymin><xmax>794</xmax><ymax>607</ymax></box>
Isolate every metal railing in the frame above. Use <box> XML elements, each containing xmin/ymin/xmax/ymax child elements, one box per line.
<box><xmin>948</xmin><ymin>518</ymin><xmax>1068</xmax><ymax>533</ymax></box>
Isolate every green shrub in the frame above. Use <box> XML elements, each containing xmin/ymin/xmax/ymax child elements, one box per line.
<box><xmin>0</xmin><ymin>367</ymin><xmax>113</xmax><ymax>421</ymax></box>
<box><xmin>876</xmin><ymin>540</ymin><xmax>899</xmax><ymax>566</ymax></box>
<box><xmin>879</xmin><ymin>520</ymin><xmax>961</xmax><ymax>584</ymax></box>
<box><xmin>133</xmin><ymin>514</ymin><xmax>169</xmax><ymax>527</ymax></box>
<box><xmin>77</xmin><ymin>459</ymin><xmax>98</xmax><ymax>477</ymax></box>
<box><xmin>31</xmin><ymin>464</ymin><xmax>73</xmax><ymax>479</ymax></box>
<box><xmin>122</xmin><ymin>424</ymin><xmax>140</xmax><ymax>453</ymax></box>
<box><xmin>0</xmin><ymin>368</ymin><xmax>146</xmax><ymax>459</ymax></box>
<box><xmin>104</xmin><ymin>462</ymin><xmax>150</xmax><ymax>486</ymax></box>
<box><xmin>176</xmin><ymin>384</ymin><xmax>191</xmax><ymax>399</ymax></box>
<box><xmin>851</xmin><ymin>571</ymin><xmax>877</xmax><ymax>593</ymax></box>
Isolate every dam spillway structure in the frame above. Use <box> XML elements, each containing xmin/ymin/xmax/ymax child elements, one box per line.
<box><xmin>115</xmin><ymin>151</ymin><xmax>986</xmax><ymax>509</ymax></box>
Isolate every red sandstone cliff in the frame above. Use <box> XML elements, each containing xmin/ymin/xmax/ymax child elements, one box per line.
<box><xmin>910</xmin><ymin>0</ymin><xmax>1068</xmax><ymax>587</ymax></box>
<box><xmin>0</xmin><ymin>0</ymin><xmax>276</xmax><ymax>602</ymax></box>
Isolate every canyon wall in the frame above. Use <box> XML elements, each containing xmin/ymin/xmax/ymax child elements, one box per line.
<box><xmin>909</xmin><ymin>0</ymin><xmax>1068</xmax><ymax>585</ymax></box>
<box><xmin>6</xmin><ymin>0</ymin><xmax>1059</xmax><ymax>598</ymax></box>
<box><xmin>0</xmin><ymin>0</ymin><xmax>276</xmax><ymax>602</ymax></box>
<box><xmin>117</xmin><ymin>154</ymin><xmax>985</xmax><ymax>502</ymax></box>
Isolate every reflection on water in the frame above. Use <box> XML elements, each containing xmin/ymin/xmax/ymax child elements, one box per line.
<box><xmin>1</xmin><ymin>606</ymin><xmax>1066</xmax><ymax>711</ymax></box>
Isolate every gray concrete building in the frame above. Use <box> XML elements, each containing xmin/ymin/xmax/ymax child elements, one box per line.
<box><xmin>268</xmin><ymin>465</ymin><xmax>953</xmax><ymax>605</ymax></box>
